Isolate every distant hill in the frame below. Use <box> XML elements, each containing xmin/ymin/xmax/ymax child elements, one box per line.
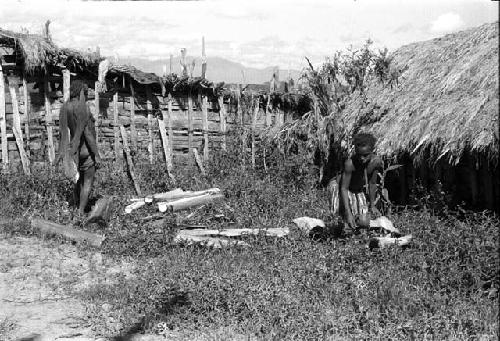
<box><xmin>118</xmin><ymin>56</ymin><xmax>302</xmax><ymax>84</ymax></box>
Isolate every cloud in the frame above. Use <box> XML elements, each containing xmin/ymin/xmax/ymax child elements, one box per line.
<box><xmin>430</xmin><ymin>12</ymin><xmax>464</xmax><ymax>33</ymax></box>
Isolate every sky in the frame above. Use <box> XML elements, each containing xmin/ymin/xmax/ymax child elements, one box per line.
<box><xmin>0</xmin><ymin>0</ymin><xmax>497</xmax><ymax>70</ymax></box>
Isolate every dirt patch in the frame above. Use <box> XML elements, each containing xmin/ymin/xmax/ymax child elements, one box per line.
<box><xmin>0</xmin><ymin>235</ymin><xmax>134</xmax><ymax>341</ymax></box>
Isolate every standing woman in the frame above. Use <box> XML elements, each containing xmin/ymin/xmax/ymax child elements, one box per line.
<box><xmin>56</xmin><ymin>80</ymin><xmax>100</xmax><ymax>215</ymax></box>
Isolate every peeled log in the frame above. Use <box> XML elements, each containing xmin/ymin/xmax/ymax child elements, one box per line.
<box><xmin>158</xmin><ymin>193</ymin><xmax>224</xmax><ymax>212</ymax></box>
<box><xmin>31</xmin><ymin>218</ymin><xmax>105</xmax><ymax>247</ymax></box>
<box><xmin>369</xmin><ymin>234</ymin><xmax>412</xmax><ymax>250</ymax></box>
<box><xmin>152</xmin><ymin>188</ymin><xmax>220</xmax><ymax>202</ymax></box>
<box><xmin>174</xmin><ymin>233</ymin><xmax>250</xmax><ymax>248</ymax></box>
<box><xmin>177</xmin><ymin>227</ymin><xmax>289</xmax><ymax>238</ymax></box>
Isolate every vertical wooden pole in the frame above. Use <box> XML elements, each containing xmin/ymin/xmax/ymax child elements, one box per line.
<box><xmin>201</xmin><ymin>36</ymin><xmax>207</xmax><ymax>79</ymax></box>
<box><xmin>202</xmin><ymin>95</ymin><xmax>209</xmax><ymax>161</ymax></box>
<box><xmin>62</xmin><ymin>69</ymin><xmax>70</xmax><ymax>102</ymax></box>
<box><xmin>120</xmin><ymin>125</ymin><xmax>142</xmax><ymax>196</ymax></box>
<box><xmin>159</xmin><ymin>105</ymin><xmax>173</xmax><ymax>178</ymax></box>
<box><xmin>94</xmin><ymin>81</ymin><xmax>100</xmax><ymax>146</ymax></box>
<box><xmin>167</xmin><ymin>94</ymin><xmax>174</xmax><ymax>160</ymax></box>
<box><xmin>265</xmin><ymin>94</ymin><xmax>271</xmax><ymax>127</ymax></box>
<box><xmin>129</xmin><ymin>81</ymin><xmax>137</xmax><ymax>149</ymax></box>
<box><xmin>146</xmin><ymin>85</ymin><xmax>154</xmax><ymax>164</ymax></box>
<box><xmin>218</xmin><ymin>96</ymin><xmax>226</xmax><ymax>152</ymax></box>
<box><xmin>180</xmin><ymin>48</ymin><xmax>188</xmax><ymax>77</ymax></box>
<box><xmin>9</xmin><ymin>82</ymin><xmax>30</xmax><ymax>174</ymax></box>
<box><xmin>188</xmin><ymin>95</ymin><xmax>193</xmax><ymax>156</ymax></box>
<box><xmin>0</xmin><ymin>61</ymin><xmax>8</xmax><ymax>171</ymax></box>
<box><xmin>113</xmin><ymin>91</ymin><xmax>120</xmax><ymax>161</ymax></box>
<box><xmin>22</xmin><ymin>75</ymin><xmax>30</xmax><ymax>154</ymax></box>
<box><xmin>251</xmin><ymin>97</ymin><xmax>258</xmax><ymax>169</ymax></box>
<box><xmin>44</xmin><ymin>72</ymin><xmax>55</xmax><ymax>164</ymax></box>
<box><xmin>169</xmin><ymin>54</ymin><xmax>173</xmax><ymax>74</ymax></box>
<box><xmin>241</xmin><ymin>93</ymin><xmax>246</xmax><ymax>168</ymax></box>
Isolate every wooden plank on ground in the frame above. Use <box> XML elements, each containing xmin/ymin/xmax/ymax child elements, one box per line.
<box><xmin>31</xmin><ymin>218</ymin><xmax>105</xmax><ymax>247</ymax></box>
<box><xmin>8</xmin><ymin>82</ymin><xmax>30</xmax><ymax>174</ymax></box>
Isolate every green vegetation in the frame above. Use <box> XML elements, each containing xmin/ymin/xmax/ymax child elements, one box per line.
<box><xmin>0</xmin><ymin>137</ymin><xmax>498</xmax><ymax>340</ymax></box>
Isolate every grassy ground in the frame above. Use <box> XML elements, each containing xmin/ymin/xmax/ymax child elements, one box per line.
<box><xmin>0</xmin><ymin>147</ymin><xmax>498</xmax><ymax>340</ymax></box>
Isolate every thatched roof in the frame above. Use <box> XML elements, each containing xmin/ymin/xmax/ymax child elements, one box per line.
<box><xmin>345</xmin><ymin>22</ymin><xmax>499</xmax><ymax>165</ymax></box>
<box><xmin>0</xmin><ymin>27</ymin><xmax>102</xmax><ymax>75</ymax></box>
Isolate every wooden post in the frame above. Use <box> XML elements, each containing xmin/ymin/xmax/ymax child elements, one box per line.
<box><xmin>62</xmin><ymin>68</ymin><xmax>70</xmax><ymax>102</ymax></box>
<box><xmin>159</xmin><ymin>106</ymin><xmax>173</xmax><ymax>178</ymax></box>
<box><xmin>94</xmin><ymin>81</ymin><xmax>100</xmax><ymax>145</ymax></box>
<box><xmin>251</xmin><ymin>97</ymin><xmax>258</xmax><ymax>169</ymax></box>
<box><xmin>193</xmin><ymin>147</ymin><xmax>206</xmax><ymax>175</ymax></box>
<box><xmin>265</xmin><ymin>94</ymin><xmax>271</xmax><ymax>127</ymax></box>
<box><xmin>9</xmin><ymin>83</ymin><xmax>30</xmax><ymax>174</ymax></box>
<box><xmin>44</xmin><ymin>73</ymin><xmax>55</xmax><ymax>164</ymax></box>
<box><xmin>169</xmin><ymin>54</ymin><xmax>173</xmax><ymax>74</ymax></box>
<box><xmin>129</xmin><ymin>81</ymin><xmax>137</xmax><ymax>149</ymax></box>
<box><xmin>146</xmin><ymin>85</ymin><xmax>154</xmax><ymax>164</ymax></box>
<box><xmin>188</xmin><ymin>95</ymin><xmax>193</xmax><ymax>155</ymax></box>
<box><xmin>120</xmin><ymin>125</ymin><xmax>142</xmax><ymax>196</ymax></box>
<box><xmin>202</xmin><ymin>95</ymin><xmax>209</xmax><ymax>161</ymax></box>
<box><xmin>167</xmin><ymin>94</ymin><xmax>174</xmax><ymax>159</ymax></box>
<box><xmin>0</xmin><ymin>60</ymin><xmax>8</xmax><ymax>171</ymax></box>
<box><xmin>201</xmin><ymin>36</ymin><xmax>207</xmax><ymax>79</ymax></box>
<box><xmin>180</xmin><ymin>48</ymin><xmax>188</xmax><ymax>77</ymax></box>
<box><xmin>113</xmin><ymin>91</ymin><xmax>120</xmax><ymax>160</ymax></box>
<box><xmin>22</xmin><ymin>75</ymin><xmax>30</xmax><ymax>153</ymax></box>
<box><xmin>218</xmin><ymin>96</ymin><xmax>226</xmax><ymax>152</ymax></box>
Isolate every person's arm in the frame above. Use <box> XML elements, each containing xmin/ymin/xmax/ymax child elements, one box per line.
<box><xmin>55</xmin><ymin>104</ymin><xmax>68</xmax><ymax>165</ymax></box>
<box><xmin>340</xmin><ymin>159</ymin><xmax>356</xmax><ymax>228</ymax></box>
<box><xmin>369</xmin><ymin>157</ymin><xmax>383</xmax><ymax>215</ymax></box>
<box><xmin>83</xmin><ymin>106</ymin><xmax>100</xmax><ymax>164</ymax></box>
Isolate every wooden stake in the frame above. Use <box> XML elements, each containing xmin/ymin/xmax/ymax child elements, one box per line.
<box><xmin>93</xmin><ymin>81</ymin><xmax>100</xmax><ymax>145</ymax></box>
<box><xmin>120</xmin><ymin>125</ymin><xmax>142</xmax><ymax>196</ymax></box>
<box><xmin>0</xmin><ymin>60</ymin><xmax>8</xmax><ymax>171</ymax></box>
<box><xmin>201</xmin><ymin>36</ymin><xmax>207</xmax><ymax>79</ymax></box>
<box><xmin>113</xmin><ymin>91</ymin><xmax>120</xmax><ymax>160</ymax></box>
<box><xmin>9</xmin><ymin>83</ymin><xmax>30</xmax><ymax>174</ymax></box>
<box><xmin>62</xmin><ymin>68</ymin><xmax>70</xmax><ymax>102</ymax></box>
<box><xmin>22</xmin><ymin>75</ymin><xmax>30</xmax><ymax>153</ymax></box>
<box><xmin>129</xmin><ymin>81</ymin><xmax>137</xmax><ymax>149</ymax></box>
<box><xmin>218</xmin><ymin>96</ymin><xmax>226</xmax><ymax>151</ymax></box>
<box><xmin>193</xmin><ymin>147</ymin><xmax>206</xmax><ymax>175</ymax></box>
<box><xmin>265</xmin><ymin>94</ymin><xmax>271</xmax><ymax>127</ymax></box>
<box><xmin>188</xmin><ymin>96</ymin><xmax>193</xmax><ymax>155</ymax></box>
<box><xmin>202</xmin><ymin>95</ymin><xmax>209</xmax><ymax>161</ymax></box>
<box><xmin>44</xmin><ymin>73</ymin><xmax>55</xmax><ymax>164</ymax></box>
<box><xmin>251</xmin><ymin>97</ymin><xmax>258</xmax><ymax>169</ymax></box>
<box><xmin>146</xmin><ymin>85</ymin><xmax>154</xmax><ymax>164</ymax></box>
<box><xmin>167</xmin><ymin>94</ymin><xmax>174</xmax><ymax>158</ymax></box>
<box><xmin>158</xmin><ymin>114</ymin><xmax>173</xmax><ymax>178</ymax></box>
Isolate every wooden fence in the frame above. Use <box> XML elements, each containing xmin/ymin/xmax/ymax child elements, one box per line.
<box><xmin>0</xmin><ymin>75</ymin><xmax>291</xmax><ymax>174</ymax></box>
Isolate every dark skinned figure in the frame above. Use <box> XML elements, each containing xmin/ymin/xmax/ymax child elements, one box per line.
<box><xmin>329</xmin><ymin>133</ymin><xmax>383</xmax><ymax>234</ymax></box>
<box><xmin>55</xmin><ymin>81</ymin><xmax>100</xmax><ymax>215</ymax></box>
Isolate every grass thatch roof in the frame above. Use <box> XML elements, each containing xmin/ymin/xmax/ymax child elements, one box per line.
<box><xmin>345</xmin><ymin>22</ymin><xmax>499</xmax><ymax>165</ymax></box>
<box><xmin>0</xmin><ymin>27</ymin><xmax>102</xmax><ymax>75</ymax></box>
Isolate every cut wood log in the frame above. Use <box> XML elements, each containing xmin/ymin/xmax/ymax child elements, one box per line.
<box><xmin>158</xmin><ymin>193</ymin><xmax>224</xmax><ymax>212</ymax></box>
<box><xmin>174</xmin><ymin>233</ymin><xmax>250</xmax><ymax>248</ymax></box>
<box><xmin>369</xmin><ymin>234</ymin><xmax>412</xmax><ymax>250</ymax></box>
<box><xmin>125</xmin><ymin>201</ymin><xmax>146</xmax><ymax>214</ymax></box>
<box><xmin>292</xmin><ymin>217</ymin><xmax>325</xmax><ymax>233</ymax></box>
<box><xmin>87</xmin><ymin>196</ymin><xmax>113</xmax><ymax>226</ymax></box>
<box><xmin>31</xmin><ymin>218</ymin><xmax>105</xmax><ymax>247</ymax></box>
<box><xmin>177</xmin><ymin>227</ymin><xmax>289</xmax><ymax>238</ymax></box>
<box><xmin>369</xmin><ymin>216</ymin><xmax>400</xmax><ymax>234</ymax></box>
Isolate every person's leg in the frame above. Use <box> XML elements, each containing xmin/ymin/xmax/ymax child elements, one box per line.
<box><xmin>78</xmin><ymin>165</ymin><xmax>96</xmax><ymax>214</ymax></box>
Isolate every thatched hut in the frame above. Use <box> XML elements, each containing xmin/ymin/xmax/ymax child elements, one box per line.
<box><xmin>344</xmin><ymin>22</ymin><xmax>499</xmax><ymax>210</ymax></box>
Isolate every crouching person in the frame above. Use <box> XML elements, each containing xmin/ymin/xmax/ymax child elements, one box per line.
<box><xmin>55</xmin><ymin>80</ymin><xmax>100</xmax><ymax>215</ymax></box>
<box><xmin>328</xmin><ymin>133</ymin><xmax>383</xmax><ymax>235</ymax></box>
